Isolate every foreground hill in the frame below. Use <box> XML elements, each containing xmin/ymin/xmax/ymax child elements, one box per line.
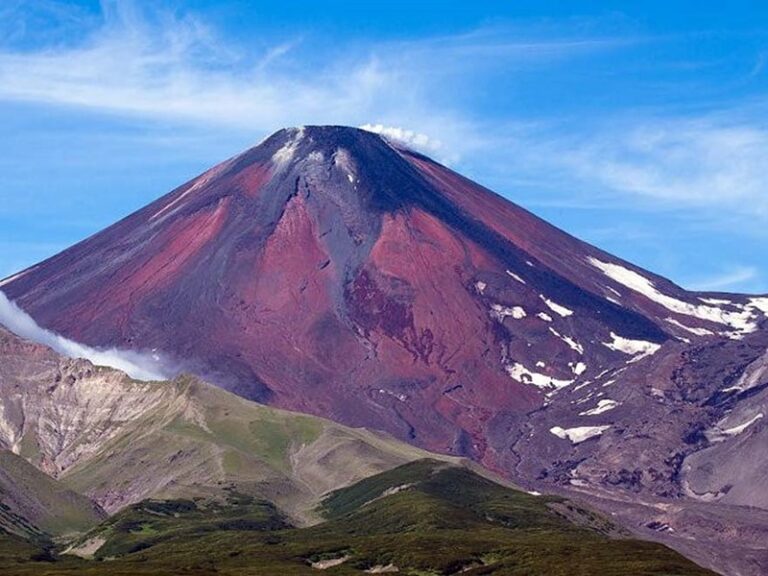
<box><xmin>0</xmin><ymin>324</ymin><xmax>446</xmax><ymax>524</ymax></box>
<box><xmin>0</xmin><ymin>452</ymin><xmax>105</xmax><ymax>540</ymax></box>
<box><xmin>1</xmin><ymin>460</ymin><xmax>715</xmax><ymax>576</ymax></box>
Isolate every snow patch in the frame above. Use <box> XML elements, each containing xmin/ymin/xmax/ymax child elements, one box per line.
<box><xmin>505</xmin><ymin>363</ymin><xmax>574</xmax><ymax>390</ymax></box>
<box><xmin>607</xmin><ymin>286</ymin><xmax>622</xmax><ymax>297</ymax></box>
<box><xmin>550</xmin><ymin>425</ymin><xmax>610</xmax><ymax>444</ymax></box>
<box><xmin>548</xmin><ymin>327</ymin><xmax>584</xmax><ymax>354</ymax></box>
<box><xmin>579</xmin><ymin>399</ymin><xmax>619</xmax><ymax>416</ymax></box>
<box><xmin>722</xmin><ymin>348</ymin><xmax>768</xmax><ymax>393</ymax></box>
<box><xmin>272</xmin><ymin>127</ymin><xmax>305</xmax><ymax>165</ymax></box>
<box><xmin>537</xmin><ymin>312</ymin><xmax>553</xmax><ymax>323</ymax></box>
<box><xmin>571</xmin><ymin>362</ymin><xmax>587</xmax><ymax>376</ymax></box>
<box><xmin>721</xmin><ymin>413</ymin><xmax>763</xmax><ymax>436</ymax></box>
<box><xmin>705</xmin><ymin>413</ymin><xmax>764</xmax><ymax>442</ymax></box>
<box><xmin>664</xmin><ymin>317</ymin><xmax>714</xmax><ymax>337</ymax></box>
<box><xmin>540</xmin><ymin>296</ymin><xmax>573</xmax><ymax>317</ymax></box>
<box><xmin>475</xmin><ymin>281</ymin><xmax>487</xmax><ymax>294</ymax></box>
<box><xmin>602</xmin><ymin>332</ymin><xmax>660</xmax><ymax>362</ymax></box>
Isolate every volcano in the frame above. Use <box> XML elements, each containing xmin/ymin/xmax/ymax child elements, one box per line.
<box><xmin>4</xmin><ymin>125</ymin><xmax>768</xmax><ymax>575</ymax></box>
<box><xmin>2</xmin><ymin>126</ymin><xmax>766</xmax><ymax>462</ymax></box>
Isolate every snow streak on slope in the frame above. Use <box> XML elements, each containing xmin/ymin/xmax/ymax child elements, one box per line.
<box><xmin>550</xmin><ymin>425</ymin><xmax>611</xmax><ymax>444</ymax></box>
<box><xmin>603</xmin><ymin>332</ymin><xmax>661</xmax><ymax>361</ymax></box>
<box><xmin>587</xmin><ymin>257</ymin><xmax>764</xmax><ymax>336</ymax></box>
<box><xmin>0</xmin><ymin>291</ymin><xmax>170</xmax><ymax>381</ymax></box>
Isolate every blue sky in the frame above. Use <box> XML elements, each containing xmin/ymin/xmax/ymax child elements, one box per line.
<box><xmin>1</xmin><ymin>1</ymin><xmax>768</xmax><ymax>293</ymax></box>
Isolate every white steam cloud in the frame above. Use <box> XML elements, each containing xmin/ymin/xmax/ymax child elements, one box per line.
<box><xmin>360</xmin><ymin>124</ymin><xmax>443</xmax><ymax>154</ymax></box>
<box><xmin>0</xmin><ymin>291</ymin><xmax>170</xmax><ymax>381</ymax></box>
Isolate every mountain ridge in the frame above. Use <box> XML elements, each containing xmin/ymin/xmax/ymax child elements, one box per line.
<box><xmin>0</xmin><ymin>324</ymin><xmax>457</xmax><ymax>525</ymax></box>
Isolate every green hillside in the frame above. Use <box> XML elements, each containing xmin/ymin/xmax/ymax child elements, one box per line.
<box><xmin>0</xmin><ymin>452</ymin><xmax>105</xmax><ymax>539</ymax></box>
<box><xmin>55</xmin><ymin>375</ymin><xmax>450</xmax><ymax>523</ymax></box>
<box><xmin>0</xmin><ymin>460</ymin><xmax>716</xmax><ymax>575</ymax></box>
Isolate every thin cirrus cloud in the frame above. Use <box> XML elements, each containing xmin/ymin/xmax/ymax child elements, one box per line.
<box><xmin>555</xmin><ymin>117</ymin><xmax>768</xmax><ymax>218</ymax></box>
<box><xmin>686</xmin><ymin>266</ymin><xmax>761</xmax><ymax>292</ymax></box>
<box><xmin>0</xmin><ymin>2</ymin><xmax>623</xmax><ymax>163</ymax></box>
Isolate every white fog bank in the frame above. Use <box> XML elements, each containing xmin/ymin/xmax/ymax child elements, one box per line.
<box><xmin>0</xmin><ymin>291</ymin><xmax>170</xmax><ymax>381</ymax></box>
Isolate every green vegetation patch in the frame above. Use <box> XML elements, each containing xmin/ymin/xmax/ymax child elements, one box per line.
<box><xmin>0</xmin><ymin>460</ymin><xmax>717</xmax><ymax>576</ymax></box>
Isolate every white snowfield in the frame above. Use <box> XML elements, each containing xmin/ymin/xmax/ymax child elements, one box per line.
<box><xmin>579</xmin><ymin>399</ymin><xmax>619</xmax><ymax>416</ymax></box>
<box><xmin>587</xmin><ymin>257</ymin><xmax>768</xmax><ymax>337</ymax></box>
<box><xmin>550</xmin><ymin>425</ymin><xmax>610</xmax><ymax>444</ymax></box>
<box><xmin>602</xmin><ymin>332</ymin><xmax>661</xmax><ymax>362</ymax></box>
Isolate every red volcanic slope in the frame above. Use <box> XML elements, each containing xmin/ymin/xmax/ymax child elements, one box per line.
<box><xmin>2</xmin><ymin>126</ymin><xmax>762</xmax><ymax>468</ymax></box>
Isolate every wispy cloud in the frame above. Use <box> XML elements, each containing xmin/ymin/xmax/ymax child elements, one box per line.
<box><xmin>686</xmin><ymin>266</ymin><xmax>760</xmax><ymax>292</ymax></box>
<box><xmin>0</xmin><ymin>1</ymin><xmax>622</xmax><ymax>161</ymax></box>
<box><xmin>559</xmin><ymin>116</ymin><xmax>768</xmax><ymax>217</ymax></box>
<box><xmin>2</xmin><ymin>0</ymin><xmax>768</xmax><ymax>294</ymax></box>
<box><xmin>0</xmin><ymin>290</ymin><xmax>173</xmax><ymax>380</ymax></box>
<box><xmin>470</xmin><ymin>112</ymin><xmax>768</xmax><ymax>226</ymax></box>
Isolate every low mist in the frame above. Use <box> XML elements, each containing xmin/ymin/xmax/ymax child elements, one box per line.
<box><xmin>0</xmin><ymin>291</ymin><xmax>172</xmax><ymax>382</ymax></box>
